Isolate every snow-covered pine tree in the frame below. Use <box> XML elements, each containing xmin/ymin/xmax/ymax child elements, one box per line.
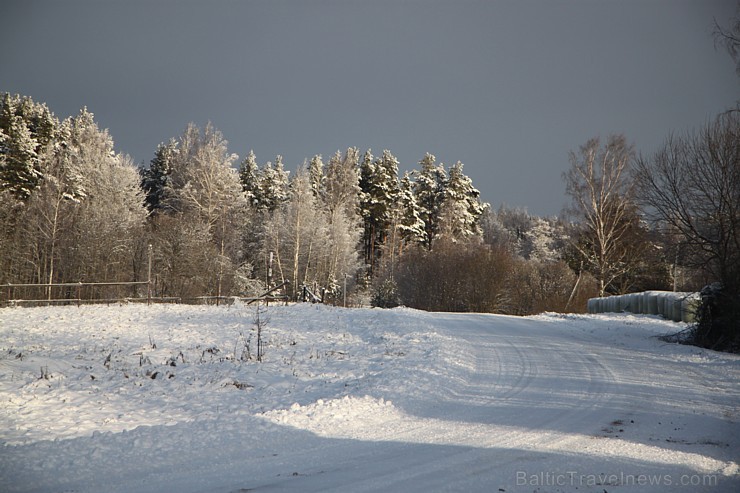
<box><xmin>358</xmin><ymin>149</ymin><xmax>376</xmax><ymax>269</ymax></box>
<box><xmin>358</xmin><ymin>149</ymin><xmax>401</xmax><ymax>274</ymax></box>
<box><xmin>258</xmin><ymin>155</ymin><xmax>290</xmax><ymax>213</ymax></box>
<box><xmin>0</xmin><ymin>94</ymin><xmax>61</xmax><ymax>284</ymax></box>
<box><xmin>383</xmin><ymin>171</ymin><xmax>424</xmax><ymax>282</ymax></box>
<box><xmin>273</xmin><ymin>155</ymin><xmax>290</xmax><ymax>203</ymax></box>
<box><xmin>9</xmin><ymin>94</ymin><xmax>57</xmax><ymax>149</ymax></box>
<box><xmin>397</xmin><ymin>171</ymin><xmax>425</xmax><ymax>247</ymax></box>
<box><xmin>238</xmin><ymin>149</ymin><xmax>260</xmax><ymax>208</ymax></box>
<box><xmin>308</xmin><ymin>154</ymin><xmax>324</xmax><ymax>199</ymax></box>
<box><xmin>437</xmin><ymin>161</ymin><xmax>485</xmax><ymax>243</ymax></box>
<box><xmin>412</xmin><ymin>152</ymin><xmax>447</xmax><ymax>249</ymax></box>
<box><xmin>141</xmin><ymin>139</ymin><xmax>177</xmax><ymax>213</ymax></box>
<box><xmin>0</xmin><ymin>114</ymin><xmax>39</xmax><ymax>200</ymax></box>
<box><xmin>0</xmin><ymin>93</ymin><xmax>57</xmax><ymax>200</ymax></box>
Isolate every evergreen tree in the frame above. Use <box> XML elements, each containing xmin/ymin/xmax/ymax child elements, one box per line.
<box><xmin>141</xmin><ymin>139</ymin><xmax>177</xmax><ymax>213</ymax></box>
<box><xmin>258</xmin><ymin>155</ymin><xmax>290</xmax><ymax>212</ymax></box>
<box><xmin>308</xmin><ymin>154</ymin><xmax>324</xmax><ymax>199</ymax></box>
<box><xmin>9</xmin><ymin>94</ymin><xmax>57</xmax><ymax>149</ymax></box>
<box><xmin>413</xmin><ymin>153</ymin><xmax>447</xmax><ymax>249</ymax></box>
<box><xmin>0</xmin><ymin>114</ymin><xmax>39</xmax><ymax>199</ymax></box>
<box><xmin>397</xmin><ymin>171</ymin><xmax>425</xmax><ymax>246</ymax></box>
<box><xmin>358</xmin><ymin>150</ymin><xmax>377</xmax><ymax>270</ymax></box>
<box><xmin>0</xmin><ymin>93</ymin><xmax>57</xmax><ymax>200</ymax></box>
<box><xmin>358</xmin><ymin>149</ymin><xmax>401</xmax><ymax>274</ymax></box>
<box><xmin>437</xmin><ymin>161</ymin><xmax>485</xmax><ymax>242</ymax></box>
<box><xmin>525</xmin><ymin>216</ymin><xmax>559</xmax><ymax>263</ymax></box>
<box><xmin>238</xmin><ymin>149</ymin><xmax>260</xmax><ymax>207</ymax></box>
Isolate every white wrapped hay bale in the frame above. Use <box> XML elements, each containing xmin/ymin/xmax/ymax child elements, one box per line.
<box><xmin>669</xmin><ymin>293</ymin><xmax>685</xmax><ymax>322</ymax></box>
<box><xmin>646</xmin><ymin>292</ymin><xmax>659</xmax><ymax>315</ymax></box>
<box><xmin>656</xmin><ymin>292</ymin><xmax>668</xmax><ymax>318</ymax></box>
<box><xmin>586</xmin><ymin>298</ymin><xmax>601</xmax><ymax>313</ymax></box>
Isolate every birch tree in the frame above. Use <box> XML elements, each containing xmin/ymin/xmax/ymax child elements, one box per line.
<box><xmin>269</xmin><ymin>167</ymin><xmax>329</xmax><ymax>299</ymax></box>
<box><xmin>165</xmin><ymin>123</ymin><xmax>248</xmax><ymax>298</ymax></box>
<box><xmin>321</xmin><ymin>148</ymin><xmax>361</xmax><ymax>291</ymax></box>
<box><xmin>56</xmin><ymin>109</ymin><xmax>146</xmax><ymax>286</ymax></box>
<box><xmin>563</xmin><ymin>135</ymin><xmax>638</xmax><ymax>296</ymax></box>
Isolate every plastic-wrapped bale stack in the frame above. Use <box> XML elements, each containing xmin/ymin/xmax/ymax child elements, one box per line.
<box><xmin>587</xmin><ymin>290</ymin><xmax>699</xmax><ymax>323</ymax></box>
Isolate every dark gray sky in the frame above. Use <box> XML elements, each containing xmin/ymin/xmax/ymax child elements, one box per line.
<box><xmin>2</xmin><ymin>0</ymin><xmax>738</xmax><ymax>216</ymax></box>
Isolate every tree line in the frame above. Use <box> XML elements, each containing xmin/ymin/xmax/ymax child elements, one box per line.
<box><xmin>0</xmin><ymin>91</ymin><xmax>737</xmax><ymax>350</ymax></box>
<box><xmin>0</xmin><ymin>97</ymin><xmax>487</xmax><ymax>304</ymax></box>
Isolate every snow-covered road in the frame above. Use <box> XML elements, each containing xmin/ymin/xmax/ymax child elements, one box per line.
<box><xmin>1</xmin><ymin>304</ymin><xmax>738</xmax><ymax>492</ymax></box>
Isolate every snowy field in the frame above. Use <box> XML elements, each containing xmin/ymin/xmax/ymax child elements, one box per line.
<box><xmin>1</xmin><ymin>303</ymin><xmax>738</xmax><ymax>492</ymax></box>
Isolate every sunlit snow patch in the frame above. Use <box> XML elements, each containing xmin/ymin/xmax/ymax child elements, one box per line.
<box><xmin>261</xmin><ymin>396</ymin><xmax>739</xmax><ymax>477</ymax></box>
<box><xmin>261</xmin><ymin>395</ymin><xmax>403</xmax><ymax>440</ymax></box>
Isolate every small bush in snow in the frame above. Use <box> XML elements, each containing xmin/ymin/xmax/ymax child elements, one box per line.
<box><xmin>371</xmin><ymin>278</ymin><xmax>400</xmax><ymax>309</ymax></box>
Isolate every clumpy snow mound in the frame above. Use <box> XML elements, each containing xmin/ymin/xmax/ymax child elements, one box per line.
<box><xmin>1</xmin><ymin>303</ymin><xmax>738</xmax><ymax>492</ymax></box>
<box><xmin>263</xmin><ymin>395</ymin><xmax>403</xmax><ymax>438</ymax></box>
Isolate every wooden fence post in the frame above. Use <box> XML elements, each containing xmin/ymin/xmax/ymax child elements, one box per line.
<box><xmin>147</xmin><ymin>244</ymin><xmax>153</xmax><ymax>306</ymax></box>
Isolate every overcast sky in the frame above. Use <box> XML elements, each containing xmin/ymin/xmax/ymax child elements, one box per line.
<box><xmin>2</xmin><ymin>0</ymin><xmax>738</xmax><ymax>216</ymax></box>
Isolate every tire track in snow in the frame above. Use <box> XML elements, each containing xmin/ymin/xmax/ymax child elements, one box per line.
<box><xmin>262</xmin><ymin>311</ymin><xmax>738</xmax><ymax>480</ymax></box>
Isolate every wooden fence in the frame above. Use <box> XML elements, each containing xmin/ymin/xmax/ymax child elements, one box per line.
<box><xmin>2</xmin><ymin>281</ymin><xmax>153</xmax><ymax>307</ymax></box>
<box><xmin>1</xmin><ymin>280</ymin><xmax>293</xmax><ymax>308</ymax></box>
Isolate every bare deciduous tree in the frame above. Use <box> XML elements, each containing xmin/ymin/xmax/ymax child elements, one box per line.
<box><xmin>563</xmin><ymin>135</ymin><xmax>638</xmax><ymax>296</ymax></box>
<box><xmin>714</xmin><ymin>7</ymin><xmax>740</xmax><ymax>77</ymax></box>
<box><xmin>634</xmin><ymin>111</ymin><xmax>740</xmax><ymax>295</ymax></box>
<box><xmin>634</xmin><ymin>112</ymin><xmax>739</xmax><ymax>350</ymax></box>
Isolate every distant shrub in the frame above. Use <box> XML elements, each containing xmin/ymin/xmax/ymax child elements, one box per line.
<box><xmin>371</xmin><ymin>278</ymin><xmax>400</xmax><ymax>309</ymax></box>
<box><xmin>394</xmin><ymin>240</ymin><xmax>515</xmax><ymax>313</ymax></box>
<box><xmin>507</xmin><ymin>260</ymin><xmax>598</xmax><ymax>315</ymax></box>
